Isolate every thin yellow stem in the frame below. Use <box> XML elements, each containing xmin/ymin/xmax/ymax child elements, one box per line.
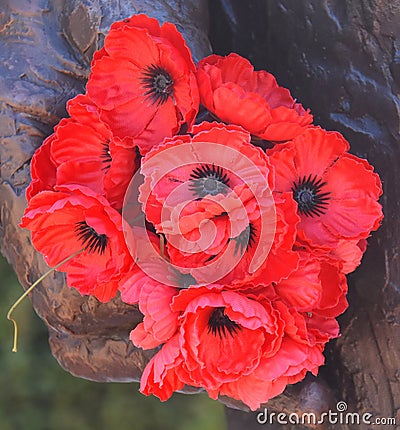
<box><xmin>6</xmin><ymin>249</ymin><xmax>83</xmax><ymax>353</ymax></box>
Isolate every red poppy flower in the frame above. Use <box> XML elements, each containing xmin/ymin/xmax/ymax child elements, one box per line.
<box><xmin>273</xmin><ymin>253</ymin><xmax>348</xmax><ymax>318</ymax></box>
<box><xmin>139</xmin><ymin>121</ymin><xmax>273</xmax><ymax>223</ymax></box>
<box><xmin>268</xmin><ymin>126</ymin><xmax>383</xmax><ymax>250</ymax></box>
<box><xmin>26</xmin><ymin>133</ymin><xmax>57</xmax><ymax>201</ymax></box>
<box><xmin>167</xmin><ymin>191</ymin><xmax>300</xmax><ymax>287</ymax></box>
<box><xmin>239</xmin><ymin>265</ymin><xmax>342</xmax><ymax>346</ymax></box>
<box><xmin>163</xmin><ymin>182</ymin><xmax>270</xmax><ymax>265</ymax></box>
<box><xmin>138</xmin><ymin>121</ymin><xmax>284</xmax><ymax>285</ymax></box>
<box><xmin>20</xmin><ymin>184</ymin><xmax>132</xmax><ymax>302</ymax></box>
<box><xmin>50</xmin><ymin>94</ymin><xmax>139</xmax><ymax>210</ymax></box>
<box><xmin>139</xmin><ymin>285</ymin><xmax>325</xmax><ymax>411</ymax></box>
<box><xmin>196</xmin><ymin>53</ymin><xmax>313</xmax><ymax>142</ymax></box>
<box><xmin>118</xmin><ymin>230</ymin><xmax>188</xmax><ymax>350</ymax></box>
<box><xmin>86</xmin><ymin>14</ymin><xmax>199</xmax><ymax>154</ymax></box>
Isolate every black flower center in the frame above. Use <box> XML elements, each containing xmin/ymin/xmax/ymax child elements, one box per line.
<box><xmin>232</xmin><ymin>223</ymin><xmax>256</xmax><ymax>255</ymax></box>
<box><xmin>141</xmin><ymin>64</ymin><xmax>173</xmax><ymax>106</ymax></box>
<box><xmin>207</xmin><ymin>307</ymin><xmax>241</xmax><ymax>339</ymax></box>
<box><xmin>292</xmin><ymin>174</ymin><xmax>331</xmax><ymax>217</ymax></box>
<box><xmin>100</xmin><ymin>140</ymin><xmax>112</xmax><ymax>170</ymax></box>
<box><xmin>75</xmin><ymin>221</ymin><xmax>108</xmax><ymax>255</ymax></box>
<box><xmin>189</xmin><ymin>164</ymin><xmax>230</xmax><ymax>198</ymax></box>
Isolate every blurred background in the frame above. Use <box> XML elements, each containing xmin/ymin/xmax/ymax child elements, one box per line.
<box><xmin>0</xmin><ymin>255</ymin><xmax>227</xmax><ymax>430</ymax></box>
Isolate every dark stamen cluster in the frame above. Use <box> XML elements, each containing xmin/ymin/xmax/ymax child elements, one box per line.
<box><xmin>232</xmin><ymin>223</ymin><xmax>256</xmax><ymax>255</ymax></box>
<box><xmin>207</xmin><ymin>307</ymin><xmax>241</xmax><ymax>339</ymax></box>
<box><xmin>292</xmin><ymin>174</ymin><xmax>331</xmax><ymax>217</ymax></box>
<box><xmin>75</xmin><ymin>221</ymin><xmax>108</xmax><ymax>255</ymax></box>
<box><xmin>100</xmin><ymin>140</ymin><xmax>112</xmax><ymax>170</ymax></box>
<box><xmin>141</xmin><ymin>64</ymin><xmax>174</xmax><ymax>106</ymax></box>
<box><xmin>189</xmin><ymin>164</ymin><xmax>230</xmax><ymax>198</ymax></box>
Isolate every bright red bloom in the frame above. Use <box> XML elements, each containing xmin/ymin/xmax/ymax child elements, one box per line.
<box><xmin>268</xmin><ymin>126</ymin><xmax>383</xmax><ymax>250</ymax></box>
<box><xmin>196</xmin><ymin>53</ymin><xmax>313</xmax><ymax>142</ymax></box>
<box><xmin>26</xmin><ymin>94</ymin><xmax>139</xmax><ymax>210</ymax></box>
<box><xmin>138</xmin><ymin>121</ymin><xmax>286</xmax><ymax>285</ymax></box>
<box><xmin>139</xmin><ymin>285</ymin><xmax>325</xmax><ymax>411</ymax></box>
<box><xmin>139</xmin><ymin>121</ymin><xmax>273</xmax><ymax>224</ymax></box>
<box><xmin>273</xmin><ymin>254</ymin><xmax>348</xmax><ymax>319</ymax></box>
<box><xmin>86</xmin><ymin>14</ymin><xmax>199</xmax><ymax>154</ymax></box>
<box><xmin>50</xmin><ymin>94</ymin><xmax>139</xmax><ymax>210</ymax></box>
<box><xmin>119</xmin><ymin>230</ymin><xmax>185</xmax><ymax>350</ymax></box>
<box><xmin>20</xmin><ymin>185</ymin><xmax>132</xmax><ymax>302</ymax></box>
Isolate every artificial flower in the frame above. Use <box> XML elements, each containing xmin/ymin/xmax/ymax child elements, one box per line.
<box><xmin>50</xmin><ymin>94</ymin><xmax>139</xmax><ymax>210</ymax></box>
<box><xmin>86</xmin><ymin>14</ymin><xmax>199</xmax><ymax>154</ymax></box>
<box><xmin>140</xmin><ymin>284</ymin><xmax>325</xmax><ymax>411</ymax></box>
<box><xmin>21</xmin><ymin>184</ymin><xmax>132</xmax><ymax>302</ymax></box>
<box><xmin>138</xmin><ymin>121</ymin><xmax>291</xmax><ymax>285</ymax></box>
<box><xmin>273</xmin><ymin>254</ymin><xmax>348</xmax><ymax>318</ymax></box>
<box><xmin>268</xmin><ymin>126</ymin><xmax>383</xmax><ymax>249</ymax></box>
<box><xmin>196</xmin><ymin>53</ymin><xmax>313</xmax><ymax>142</ymax></box>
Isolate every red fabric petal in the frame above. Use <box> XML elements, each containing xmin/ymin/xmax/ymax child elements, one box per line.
<box><xmin>219</xmin><ymin>373</ymin><xmax>288</xmax><ymax>411</ymax></box>
<box><xmin>87</xmin><ymin>57</ymin><xmax>143</xmax><ymax>109</ymax></box>
<box><xmin>133</xmin><ymin>97</ymin><xmax>179</xmax><ymax>154</ymax></box>
<box><xmin>51</xmin><ymin>118</ymin><xmax>112</xmax><ymax>163</ymax></box>
<box><xmin>212</xmin><ymin>84</ymin><xmax>272</xmax><ymax>134</ymax></box>
<box><xmin>306</xmin><ymin>314</ymin><xmax>340</xmax><ymax>344</ymax></box>
<box><xmin>26</xmin><ymin>134</ymin><xmax>57</xmax><ymax>201</ymax></box>
<box><xmin>274</xmin><ymin>256</ymin><xmax>322</xmax><ymax>311</ymax></box>
<box><xmin>103</xmin><ymin>25</ymin><xmax>159</xmax><ymax>67</ymax></box>
<box><xmin>197</xmin><ymin>53</ymin><xmax>312</xmax><ymax>140</ymax></box>
<box><xmin>140</xmin><ymin>335</ymin><xmax>184</xmax><ymax>401</ymax></box>
<box><xmin>56</xmin><ymin>160</ymin><xmax>105</xmax><ymax>195</ymax></box>
<box><xmin>321</xmin><ymin>154</ymin><xmax>383</xmax><ymax>239</ymax></box>
<box><xmin>314</xmin><ymin>262</ymin><xmax>348</xmax><ymax>318</ymax></box>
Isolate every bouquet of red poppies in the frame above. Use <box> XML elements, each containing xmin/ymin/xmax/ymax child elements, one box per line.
<box><xmin>20</xmin><ymin>14</ymin><xmax>383</xmax><ymax>410</ymax></box>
